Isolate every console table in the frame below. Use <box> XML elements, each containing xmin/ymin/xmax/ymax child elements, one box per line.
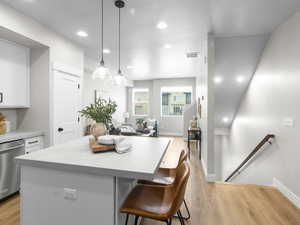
<box><xmin>187</xmin><ymin>128</ymin><xmax>201</xmax><ymax>159</ymax></box>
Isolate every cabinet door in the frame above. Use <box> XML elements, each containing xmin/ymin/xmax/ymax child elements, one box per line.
<box><xmin>0</xmin><ymin>40</ymin><xmax>30</xmax><ymax>108</ymax></box>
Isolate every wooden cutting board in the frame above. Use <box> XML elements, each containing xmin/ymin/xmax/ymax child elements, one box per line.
<box><xmin>89</xmin><ymin>137</ymin><xmax>115</xmax><ymax>153</ymax></box>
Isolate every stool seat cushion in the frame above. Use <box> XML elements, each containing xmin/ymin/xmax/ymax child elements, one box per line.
<box><xmin>137</xmin><ymin>168</ymin><xmax>176</xmax><ymax>186</ymax></box>
<box><xmin>120</xmin><ymin>184</ymin><xmax>175</xmax><ymax>221</ymax></box>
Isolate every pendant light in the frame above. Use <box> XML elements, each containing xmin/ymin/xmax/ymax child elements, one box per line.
<box><xmin>93</xmin><ymin>0</ymin><xmax>109</xmax><ymax>79</ymax></box>
<box><xmin>114</xmin><ymin>0</ymin><xmax>126</xmax><ymax>86</ymax></box>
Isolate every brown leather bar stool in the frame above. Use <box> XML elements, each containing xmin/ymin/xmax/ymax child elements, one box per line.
<box><xmin>137</xmin><ymin>150</ymin><xmax>191</xmax><ymax>220</ymax></box>
<box><xmin>120</xmin><ymin>162</ymin><xmax>190</xmax><ymax>225</ymax></box>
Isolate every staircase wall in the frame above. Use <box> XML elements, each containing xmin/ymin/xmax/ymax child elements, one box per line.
<box><xmin>219</xmin><ymin>10</ymin><xmax>300</xmax><ymax>199</ymax></box>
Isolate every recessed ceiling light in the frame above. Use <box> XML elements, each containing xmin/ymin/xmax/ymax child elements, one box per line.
<box><xmin>223</xmin><ymin>117</ymin><xmax>229</xmax><ymax>123</ymax></box>
<box><xmin>237</xmin><ymin>76</ymin><xmax>245</xmax><ymax>83</ymax></box>
<box><xmin>129</xmin><ymin>8</ymin><xmax>136</xmax><ymax>15</ymax></box>
<box><xmin>214</xmin><ymin>76</ymin><xmax>223</xmax><ymax>84</ymax></box>
<box><xmin>103</xmin><ymin>49</ymin><xmax>111</xmax><ymax>54</ymax></box>
<box><xmin>157</xmin><ymin>21</ymin><xmax>168</xmax><ymax>30</ymax></box>
<box><xmin>77</xmin><ymin>31</ymin><xmax>88</xmax><ymax>37</ymax></box>
<box><xmin>164</xmin><ymin>44</ymin><xmax>172</xmax><ymax>49</ymax></box>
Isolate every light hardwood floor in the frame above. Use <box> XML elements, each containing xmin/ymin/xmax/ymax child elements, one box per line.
<box><xmin>0</xmin><ymin>137</ymin><xmax>300</xmax><ymax>225</ymax></box>
<box><xmin>143</xmin><ymin>137</ymin><xmax>300</xmax><ymax>225</ymax></box>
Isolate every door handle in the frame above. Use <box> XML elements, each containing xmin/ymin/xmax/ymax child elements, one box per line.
<box><xmin>58</xmin><ymin>128</ymin><xmax>64</xmax><ymax>132</ymax></box>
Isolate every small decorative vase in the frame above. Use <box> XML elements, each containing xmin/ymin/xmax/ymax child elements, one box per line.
<box><xmin>0</xmin><ymin>121</ymin><xmax>6</xmax><ymax>135</ymax></box>
<box><xmin>90</xmin><ymin>123</ymin><xmax>107</xmax><ymax>138</ymax></box>
<box><xmin>190</xmin><ymin>116</ymin><xmax>198</xmax><ymax>129</ymax></box>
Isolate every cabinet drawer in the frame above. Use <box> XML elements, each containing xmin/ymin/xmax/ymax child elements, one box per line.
<box><xmin>25</xmin><ymin>137</ymin><xmax>42</xmax><ymax>148</ymax></box>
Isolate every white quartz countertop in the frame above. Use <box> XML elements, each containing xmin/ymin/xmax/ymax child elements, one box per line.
<box><xmin>0</xmin><ymin>131</ymin><xmax>44</xmax><ymax>143</ymax></box>
<box><xmin>16</xmin><ymin>136</ymin><xmax>172</xmax><ymax>180</ymax></box>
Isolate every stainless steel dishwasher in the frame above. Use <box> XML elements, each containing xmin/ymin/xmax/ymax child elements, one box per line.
<box><xmin>0</xmin><ymin>139</ymin><xmax>25</xmax><ymax>200</ymax></box>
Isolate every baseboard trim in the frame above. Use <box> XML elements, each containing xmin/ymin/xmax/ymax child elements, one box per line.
<box><xmin>160</xmin><ymin>132</ymin><xmax>183</xmax><ymax>137</ymax></box>
<box><xmin>273</xmin><ymin>178</ymin><xmax>300</xmax><ymax>208</ymax></box>
<box><xmin>200</xmin><ymin>158</ymin><xmax>216</xmax><ymax>182</ymax></box>
<box><xmin>201</xmin><ymin>158</ymin><xmax>207</xmax><ymax>176</ymax></box>
<box><xmin>207</xmin><ymin>173</ymin><xmax>217</xmax><ymax>182</ymax></box>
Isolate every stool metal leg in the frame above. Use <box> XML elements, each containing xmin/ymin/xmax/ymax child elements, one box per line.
<box><xmin>124</xmin><ymin>214</ymin><xmax>129</xmax><ymax>225</ymax></box>
<box><xmin>173</xmin><ymin>199</ymin><xmax>191</xmax><ymax>220</ymax></box>
<box><xmin>134</xmin><ymin>216</ymin><xmax>139</xmax><ymax>225</ymax></box>
<box><xmin>177</xmin><ymin>210</ymin><xmax>185</xmax><ymax>225</ymax></box>
<box><xmin>182</xmin><ymin>199</ymin><xmax>191</xmax><ymax>220</ymax></box>
<box><xmin>166</xmin><ymin>218</ymin><xmax>172</xmax><ymax>225</ymax></box>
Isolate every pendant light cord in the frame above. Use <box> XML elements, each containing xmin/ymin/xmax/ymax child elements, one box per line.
<box><xmin>101</xmin><ymin>0</ymin><xmax>104</xmax><ymax>64</ymax></box>
<box><xmin>118</xmin><ymin>7</ymin><xmax>121</xmax><ymax>74</ymax></box>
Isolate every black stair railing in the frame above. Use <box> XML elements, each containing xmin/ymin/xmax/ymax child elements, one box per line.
<box><xmin>225</xmin><ymin>134</ymin><xmax>275</xmax><ymax>182</ymax></box>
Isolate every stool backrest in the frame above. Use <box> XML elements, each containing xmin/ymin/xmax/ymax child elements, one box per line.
<box><xmin>176</xmin><ymin>150</ymin><xmax>188</xmax><ymax>169</ymax></box>
<box><xmin>170</xmin><ymin>161</ymin><xmax>190</xmax><ymax>215</ymax></box>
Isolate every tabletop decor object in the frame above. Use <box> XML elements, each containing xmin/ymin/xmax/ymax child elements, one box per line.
<box><xmin>89</xmin><ymin>137</ymin><xmax>115</xmax><ymax>153</ymax></box>
<box><xmin>89</xmin><ymin>135</ymin><xmax>132</xmax><ymax>154</ymax></box>
<box><xmin>80</xmin><ymin>98</ymin><xmax>117</xmax><ymax>138</ymax></box>
<box><xmin>0</xmin><ymin>112</ymin><xmax>6</xmax><ymax>135</ymax></box>
<box><xmin>136</xmin><ymin>118</ymin><xmax>145</xmax><ymax>130</ymax></box>
<box><xmin>189</xmin><ymin>116</ymin><xmax>198</xmax><ymax>129</ymax></box>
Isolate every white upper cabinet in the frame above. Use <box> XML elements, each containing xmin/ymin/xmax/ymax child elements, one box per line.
<box><xmin>0</xmin><ymin>39</ymin><xmax>30</xmax><ymax>108</ymax></box>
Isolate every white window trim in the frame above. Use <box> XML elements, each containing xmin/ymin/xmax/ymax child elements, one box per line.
<box><xmin>132</xmin><ymin>88</ymin><xmax>149</xmax><ymax>117</ymax></box>
<box><xmin>160</xmin><ymin>86</ymin><xmax>193</xmax><ymax>117</ymax></box>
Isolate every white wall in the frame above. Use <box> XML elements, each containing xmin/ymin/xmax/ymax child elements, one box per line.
<box><xmin>183</xmin><ymin>103</ymin><xmax>197</xmax><ymax>139</ymax></box>
<box><xmin>220</xmin><ymin>11</ymin><xmax>300</xmax><ymax>198</ymax></box>
<box><xmin>195</xmin><ymin>34</ymin><xmax>215</xmax><ymax>178</ymax></box>
<box><xmin>0</xmin><ymin>2</ymin><xmax>83</xmax><ymax>70</ymax></box>
<box><xmin>214</xmin><ymin>35</ymin><xmax>269</xmax><ymax>128</ymax></box>
<box><xmin>127</xmin><ymin>80</ymin><xmax>154</xmax><ymax>120</ymax></box>
<box><xmin>128</xmin><ymin>78</ymin><xmax>196</xmax><ymax>136</ymax></box>
<box><xmin>17</xmin><ymin>47</ymin><xmax>51</xmax><ymax>146</ymax></box>
<box><xmin>82</xmin><ymin>68</ymin><xmax>127</xmax><ymax>128</ymax></box>
<box><xmin>0</xmin><ymin>2</ymin><xmax>84</xmax><ymax>145</ymax></box>
<box><xmin>152</xmin><ymin>78</ymin><xmax>196</xmax><ymax>136</ymax></box>
<box><xmin>0</xmin><ymin>109</ymin><xmax>17</xmax><ymax>131</ymax></box>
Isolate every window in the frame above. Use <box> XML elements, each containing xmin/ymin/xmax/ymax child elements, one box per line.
<box><xmin>132</xmin><ymin>88</ymin><xmax>149</xmax><ymax>116</ymax></box>
<box><xmin>161</xmin><ymin>86</ymin><xmax>192</xmax><ymax>116</ymax></box>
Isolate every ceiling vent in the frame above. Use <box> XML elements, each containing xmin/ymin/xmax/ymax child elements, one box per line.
<box><xmin>186</xmin><ymin>52</ymin><xmax>200</xmax><ymax>58</ymax></box>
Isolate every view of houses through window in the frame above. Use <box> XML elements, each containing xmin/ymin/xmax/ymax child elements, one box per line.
<box><xmin>161</xmin><ymin>86</ymin><xmax>192</xmax><ymax>116</ymax></box>
<box><xmin>133</xmin><ymin>88</ymin><xmax>149</xmax><ymax>116</ymax></box>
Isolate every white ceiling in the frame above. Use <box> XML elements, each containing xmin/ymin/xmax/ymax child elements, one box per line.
<box><xmin>2</xmin><ymin>0</ymin><xmax>300</xmax><ymax>80</ymax></box>
<box><xmin>1</xmin><ymin>0</ymin><xmax>209</xmax><ymax>80</ymax></box>
<box><xmin>210</xmin><ymin>0</ymin><xmax>300</xmax><ymax>36</ymax></box>
<box><xmin>2</xmin><ymin>0</ymin><xmax>300</xmax><ymax>128</ymax></box>
<box><xmin>210</xmin><ymin>0</ymin><xmax>300</xmax><ymax>128</ymax></box>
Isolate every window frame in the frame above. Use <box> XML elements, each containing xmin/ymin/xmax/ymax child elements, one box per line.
<box><xmin>132</xmin><ymin>88</ymin><xmax>149</xmax><ymax>117</ymax></box>
<box><xmin>160</xmin><ymin>86</ymin><xmax>193</xmax><ymax>118</ymax></box>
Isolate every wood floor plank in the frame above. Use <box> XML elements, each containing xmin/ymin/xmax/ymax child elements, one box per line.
<box><xmin>0</xmin><ymin>137</ymin><xmax>299</xmax><ymax>225</ymax></box>
<box><xmin>141</xmin><ymin>137</ymin><xmax>300</xmax><ymax>225</ymax></box>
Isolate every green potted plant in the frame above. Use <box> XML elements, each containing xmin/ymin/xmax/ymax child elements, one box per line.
<box><xmin>80</xmin><ymin>98</ymin><xmax>117</xmax><ymax>138</ymax></box>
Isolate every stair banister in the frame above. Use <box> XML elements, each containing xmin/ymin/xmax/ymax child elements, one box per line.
<box><xmin>225</xmin><ymin>134</ymin><xmax>275</xmax><ymax>182</ymax></box>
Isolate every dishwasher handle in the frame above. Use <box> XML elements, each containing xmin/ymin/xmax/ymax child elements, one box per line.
<box><xmin>0</xmin><ymin>144</ymin><xmax>25</xmax><ymax>153</ymax></box>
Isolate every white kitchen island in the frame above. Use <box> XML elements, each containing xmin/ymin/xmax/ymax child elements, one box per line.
<box><xmin>16</xmin><ymin>136</ymin><xmax>171</xmax><ymax>225</ymax></box>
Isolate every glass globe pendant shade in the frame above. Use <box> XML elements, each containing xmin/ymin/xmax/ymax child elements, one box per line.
<box><xmin>114</xmin><ymin>69</ymin><xmax>126</xmax><ymax>86</ymax></box>
<box><xmin>92</xmin><ymin>60</ymin><xmax>109</xmax><ymax>80</ymax></box>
